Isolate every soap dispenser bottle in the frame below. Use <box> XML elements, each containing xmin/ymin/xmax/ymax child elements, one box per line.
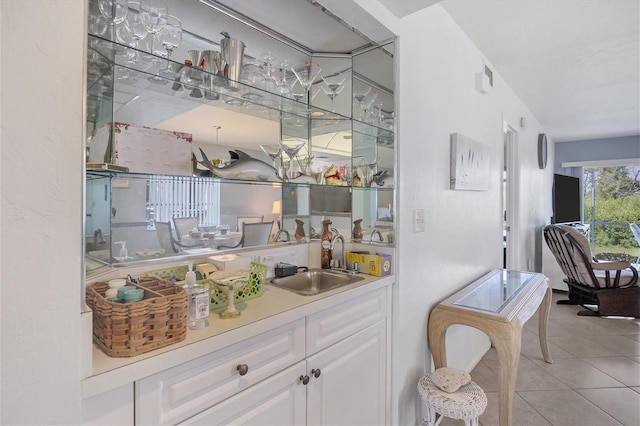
<box><xmin>184</xmin><ymin>262</ymin><xmax>210</xmax><ymax>330</ymax></box>
<box><xmin>321</xmin><ymin>219</ymin><xmax>332</xmax><ymax>269</ymax></box>
<box><xmin>115</xmin><ymin>241</ymin><xmax>128</xmax><ymax>261</ymax></box>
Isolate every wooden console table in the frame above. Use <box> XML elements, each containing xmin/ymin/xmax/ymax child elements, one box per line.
<box><xmin>428</xmin><ymin>269</ymin><xmax>553</xmax><ymax>426</ymax></box>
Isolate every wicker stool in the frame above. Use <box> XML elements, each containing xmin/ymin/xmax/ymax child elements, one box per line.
<box><xmin>417</xmin><ymin>371</ymin><xmax>487</xmax><ymax>426</ymax></box>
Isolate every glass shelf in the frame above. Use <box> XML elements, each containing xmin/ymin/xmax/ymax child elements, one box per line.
<box><xmin>87</xmin><ymin>34</ymin><xmax>350</xmax><ymax>124</ymax></box>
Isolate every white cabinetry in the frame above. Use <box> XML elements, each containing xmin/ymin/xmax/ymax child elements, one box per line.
<box><xmin>136</xmin><ymin>319</ymin><xmax>306</xmax><ymax>425</ymax></box>
<box><xmin>306</xmin><ymin>320</ymin><xmax>386</xmax><ymax>425</ymax></box>
<box><xmin>136</xmin><ymin>286</ymin><xmax>388</xmax><ymax>425</ymax></box>
<box><xmin>181</xmin><ymin>362</ymin><xmax>307</xmax><ymax>425</ymax></box>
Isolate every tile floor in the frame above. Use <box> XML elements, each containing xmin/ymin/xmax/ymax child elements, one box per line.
<box><xmin>441</xmin><ymin>291</ymin><xmax>640</xmax><ymax>426</ymax></box>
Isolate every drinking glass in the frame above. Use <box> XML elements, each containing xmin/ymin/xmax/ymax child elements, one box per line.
<box><xmin>140</xmin><ymin>0</ymin><xmax>168</xmax><ymax>56</ymax></box>
<box><xmin>321</xmin><ymin>73</ymin><xmax>346</xmax><ymax>112</ymax></box>
<box><xmin>98</xmin><ymin>0</ymin><xmax>128</xmax><ymax>41</ymax></box>
<box><xmin>157</xmin><ymin>15</ymin><xmax>182</xmax><ymax>78</ymax></box>
<box><xmin>290</xmin><ymin>60</ymin><xmax>322</xmax><ymax>104</ymax></box>
<box><xmin>279</xmin><ymin>141</ymin><xmax>306</xmax><ymax>180</ymax></box>
<box><xmin>260</xmin><ymin>144</ymin><xmax>283</xmax><ymax>178</ymax></box>
<box><xmin>353</xmin><ymin>86</ymin><xmax>371</xmax><ymax>120</ymax></box>
<box><xmin>147</xmin><ymin>34</ymin><xmax>168</xmax><ymax>84</ymax></box>
<box><xmin>122</xmin><ymin>2</ymin><xmax>148</xmax><ymax>64</ymax></box>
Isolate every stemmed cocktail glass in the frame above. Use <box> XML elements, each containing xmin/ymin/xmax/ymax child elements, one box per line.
<box><xmin>321</xmin><ymin>73</ymin><xmax>346</xmax><ymax>112</ymax></box>
<box><xmin>353</xmin><ymin>86</ymin><xmax>371</xmax><ymax>120</ymax></box>
<box><xmin>290</xmin><ymin>61</ymin><xmax>322</xmax><ymax>105</ymax></box>
<box><xmin>260</xmin><ymin>144</ymin><xmax>283</xmax><ymax>179</ymax></box>
<box><xmin>279</xmin><ymin>141</ymin><xmax>305</xmax><ymax>180</ymax></box>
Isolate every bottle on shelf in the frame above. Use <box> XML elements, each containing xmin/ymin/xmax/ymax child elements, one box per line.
<box><xmin>321</xmin><ymin>219</ymin><xmax>332</xmax><ymax>269</ymax></box>
<box><xmin>295</xmin><ymin>219</ymin><xmax>305</xmax><ymax>242</ymax></box>
<box><xmin>184</xmin><ymin>262</ymin><xmax>210</xmax><ymax>330</ymax></box>
<box><xmin>352</xmin><ymin>219</ymin><xmax>363</xmax><ymax>241</ymax></box>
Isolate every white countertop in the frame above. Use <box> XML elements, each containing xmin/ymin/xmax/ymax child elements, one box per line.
<box><xmin>82</xmin><ymin>273</ymin><xmax>394</xmax><ymax>398</ymax></box>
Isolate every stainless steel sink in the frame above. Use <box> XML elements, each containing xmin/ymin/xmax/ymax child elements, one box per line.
<box><xmin>269</xmin><ymin>269</ymin><xmax>364</xmax><ymax>296</ymax></box>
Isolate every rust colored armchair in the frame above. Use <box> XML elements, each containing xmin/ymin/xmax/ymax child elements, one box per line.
<box><xmin>543</xmin><ymin>224</ymin><xmax>639</xmax><ymax>317</ymax></box>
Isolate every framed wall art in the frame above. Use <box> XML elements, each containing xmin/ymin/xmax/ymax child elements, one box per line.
<box><xmin>450</xmin><ymin>132</ymin><xmax>490</xmax><ymax>191</ymax></box>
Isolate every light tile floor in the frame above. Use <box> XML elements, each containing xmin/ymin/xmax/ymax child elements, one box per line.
<box><xmin>439</xmin><ymin>291</ymin><xmax>640</xmax><ymax>426</ymax></box>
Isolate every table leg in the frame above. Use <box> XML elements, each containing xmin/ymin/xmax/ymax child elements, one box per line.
<box><xmin>492</xmin><ymin>322</ymin><xmax>522</xmax><ymax>426</ymax></box>
<box><xmin>538</xmin><ymin>284</ymin><xmax>554</xmax><ymax>363</ymax></box>
<box><xmin>427</xmin><ymin>307</ymin><xmax>449</xmax><ymax>369</ymax></box>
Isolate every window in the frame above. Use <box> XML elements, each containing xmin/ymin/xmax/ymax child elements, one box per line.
<box><xmin>583</xmin><ymin>165</ymin><xmax>640</xmax><ymax>262</ymax></box>
<box><xmin>147</xmin><ymin>175</ymin><xmax>220</xmax><ymax>228</ymax></box>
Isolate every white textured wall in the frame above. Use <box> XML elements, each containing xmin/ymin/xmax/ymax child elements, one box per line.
<box><xmin>0</xmin><ymin>0</ymin><xmax>85</xmax><ymax>423</ymax></box>
<box><xmin>354</xmin><ymin>2</ymin><xmax>553</xmax><ymax>424</ymax></box>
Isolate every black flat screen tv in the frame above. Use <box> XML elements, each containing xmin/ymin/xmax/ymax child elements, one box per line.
<box><xmin>552</xmin><ymin>173</ymin><xmax>581</xmax><ymax>224</ymax></box>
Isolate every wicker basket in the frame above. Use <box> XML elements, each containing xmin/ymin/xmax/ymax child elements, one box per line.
<box><xmin>86</xmin><ymin>278</ymin><xmax>188</xmax><ymax>357</ymax></box>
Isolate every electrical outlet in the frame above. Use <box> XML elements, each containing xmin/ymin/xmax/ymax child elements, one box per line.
<box><xmin>414</xmin><ymin>209</ymin><xmax>425</xmax><ymax>233</ymax></box>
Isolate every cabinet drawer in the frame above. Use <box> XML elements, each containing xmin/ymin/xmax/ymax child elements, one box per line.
<box><xmin>306</xmin><ymin>287</ymin><xmax>387</xmax><ymax>355</ymax></box>
<box><xmin>179</xmin><ymin>361</ymin><xmax>307</xmax><ymax>425</ymax></box>
<box><xmin>136</xmin><ymin>319</ymin><xmax>305</xmax><ymax>425</ymax></box>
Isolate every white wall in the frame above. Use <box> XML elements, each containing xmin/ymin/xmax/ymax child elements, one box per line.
<box><xmin>353</xmin><ymin>2</ymin><xmax>553</xmax><ymax>424</ymax></box>
<box><xmin>0</xmin><ymin>0</ymin><xmax>85</xmax><ymax>423</ymax></box>
<box><xmin>0</xmin><ymin>1</ymin><xmax>553</xmax><ymax>424</ymax></box>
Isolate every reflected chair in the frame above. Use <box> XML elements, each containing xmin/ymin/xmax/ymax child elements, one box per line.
<box><xmin>543</xmin><ymin>224</ymin><xmax>639</xmax><ymax>317</ymax></box>
<box><xmin>237</xmin><ymin>215</ymin><xmax>263</xmax><ymax>233</ymax></box>
<box><xmin>220</xmin><ymin>213</ymin><xmax>238</xmax><ymax>232</ymax></box>
<box><xmin>173</xmin><ymin>217</ymin><xmax>199</xmax><ymax>239</ymax></box>
<box><xmin>630</xmin><ymin>223</ymin><xmax>640</xmax><ymax>266</ymax></box>
<box><xmin>217</xmin><ymin>221</ymin><xmax>274</xmax><ymax>249</ymax></box>
<box><xmin>155</xmin><ymin>221</ymin><xmax>204</xmax><ymax>253</ymax></box>
<box><xmin>242</xmin><ymin>221</ymin><xmax>273</xmax><ymax>247</ymax></box>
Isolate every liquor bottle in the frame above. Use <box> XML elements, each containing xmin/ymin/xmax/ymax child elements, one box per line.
<box><xmin>321</xmin><ymin>219</ymin><xmax>332</xmax><ymax>269</ymax></box>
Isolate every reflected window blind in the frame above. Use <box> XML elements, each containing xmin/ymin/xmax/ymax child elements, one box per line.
<box><xmin>148</xmin><ymin>176</ymin><xmax>220</xmax><ymax>226</ymax></box>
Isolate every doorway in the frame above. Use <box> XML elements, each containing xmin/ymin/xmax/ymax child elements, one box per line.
<box><xmin>503</xmin><ymin>124</ymin><xmax>519</xmax><ymax>269</ymax></box>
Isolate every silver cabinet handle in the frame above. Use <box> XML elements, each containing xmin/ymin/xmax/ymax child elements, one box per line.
<box><xmin>300</xmin><ymin>375</ymin><xmax>310</xmax><ymax>385</ymax></box>
<box><xmin>311</xmin><ymin>368</ymin><xmax>321</xmax><ymax>378</ymax></box>
<box><xmin>236</xmin><ymin>364</ymin><xmax>249</xmax><ymax>376</ymax></box>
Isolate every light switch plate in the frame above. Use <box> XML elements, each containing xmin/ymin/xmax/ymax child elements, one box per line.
<box><xmin>414</xmin><ymin>209</ymin><xmax>425</xmax><ymax>233</ymax></box>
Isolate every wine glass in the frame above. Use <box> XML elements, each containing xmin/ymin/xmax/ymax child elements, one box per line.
<box><xmin>157</xmin><ymin>15</ymin><xmax>182</xmax><ymax>78</ymax></box>
<box><xmin>290</xmin><ymin>60</ymin><xmax>322</xmax><ymax>104</ymax></box>
<box><xmin>147</xmin><ymin>34</ymin><xmax>168</xmax><ymax>84</ymax></box>
<box><xmin>122</xmin><ymin>2</ymin><xmax>148</xmax><ymax>65</ymax></box>
<box><xmin>321</xmin><ymin>73</ymin><xmax>346</xmax><ymax>112</ymax></box>
<box><xmin>98</xmin><ymin>0</ymin><xmax>128</xmax><ymax>41</ymax></box>
<box><xmin>140</xmin><ymin>0</ymin><xmax>168</xmax><ymax>57</ymax></box>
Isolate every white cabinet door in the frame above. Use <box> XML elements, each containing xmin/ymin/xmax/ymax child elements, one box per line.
<box><xmin>180</xmin><ymin>361</ymin><xmax>307</xmax><ymax>426</ymax></box>
<box><xmin>137</xmin><ymin>319</ymin><xmax>305</xmax><ymax>425</ymax></box>
<box><xmin>306</xmin><ymin>320</ymin><xmax>386</xmax><ymax>426</ymax></box>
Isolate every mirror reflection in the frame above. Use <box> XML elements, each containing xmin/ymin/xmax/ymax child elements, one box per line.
<box><xmin>85</xmin><ymin>0</ymin><xmax>395</xmax><ymax>275</ymax></box>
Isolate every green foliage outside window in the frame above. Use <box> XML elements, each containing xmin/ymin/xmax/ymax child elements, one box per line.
<box><xmin>583</xmin><ymin>166</ymin><xmax>640</xmax><ymax>259</ymax></box>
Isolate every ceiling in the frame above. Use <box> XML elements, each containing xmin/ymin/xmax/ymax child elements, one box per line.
<box><xmin>379</xmin><ymin>0</ymin><xmax>640</xmax><ymax>143</ymax></box>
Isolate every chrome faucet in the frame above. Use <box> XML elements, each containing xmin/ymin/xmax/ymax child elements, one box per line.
<box><xmin>370</xmin><ymin>228</ymin><xmax>384</xmax><ymax>242</ymax></box>
<box><xmin>330</xmin><ymin>233</ymin><xmax>346</xmax><ymax>269</ymax></box>
<box><xmin>272</xmin><ymin>228</ymin><xmax>290</xmax><ymax>242</ymax></box>
<box><xmin>309</xmin><ymin>226</ymin><xmax>320</xmax><ymax>240</ymax></box>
